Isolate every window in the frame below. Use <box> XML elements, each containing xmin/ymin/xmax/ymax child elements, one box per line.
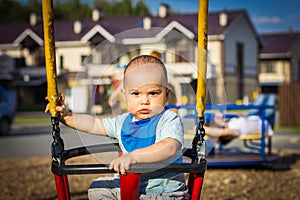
<box><xmin>174</xmin><ymin>38</ymin><xmax>194</xmax><ymax>63</ymax></box>
<box><xmin>60</xmin><ymin>56</ymin><xmax>64</xmax><ymax>69</ymax></box>
<box><xmin>261</xmin><ymin>61</ymin><xmax>276</xmax><ymax>73</ymax></box>
<box><xmin>15</xmin><ymin>57</ymin><xmax>26</xmax><ymax>68</ymax></box>
<box><xmin>176</xmin><ymin>52</ymin><xmax>187</xmax><ymax>62</ymax></box>
<box><xmin>81</xmin><ymin>55</ymin><xmax>87</xmax><ymax>64</ymax></box>
<box><xmin>266</xmin><ymin>65</ymin><xmax>276</xmax><ymax>73</ymax></box>
<box><xmin>236</xmin><ymin>42</ymin><xmax>244</xmax><ymax>99</ymax></box>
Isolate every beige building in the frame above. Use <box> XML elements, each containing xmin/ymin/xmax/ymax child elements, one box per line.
<box><xmin>259</xmin><ymin>31</ymin><xmax>300</xmax><ymax>93</ymax></box>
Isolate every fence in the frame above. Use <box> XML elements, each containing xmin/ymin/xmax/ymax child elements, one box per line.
<box><xmin>279</xmin><ymin>83</ymin><xmax>300</xmax><ymax>126</ymax></box>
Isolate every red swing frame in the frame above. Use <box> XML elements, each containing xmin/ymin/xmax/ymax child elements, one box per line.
<box><xmin>43</xmin><ymin>0</ymin><xmax>209</xmax><ymax>199</ymax></box>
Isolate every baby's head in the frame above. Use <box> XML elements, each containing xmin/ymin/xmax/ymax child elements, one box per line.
<box><xmin>123</xmin><ymin>55</ymin><xmax>170</xmax><ymax>120</ymax></box>
<box><xmin>124</xmin><ymin>55</ymin><xmax>168</xmax><ymax>86</ymax></box>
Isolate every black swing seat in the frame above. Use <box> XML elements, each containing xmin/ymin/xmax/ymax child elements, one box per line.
<box><xmin>52</xmin><ymin>143</ymin><xmax>206</xmax><ymax>175</ymax></box>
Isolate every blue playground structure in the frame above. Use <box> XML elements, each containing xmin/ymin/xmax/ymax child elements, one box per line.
<box><xmin>167</xmin><ymin>93</ymin><xmax>278</xmax><ymax>167</ymax></box>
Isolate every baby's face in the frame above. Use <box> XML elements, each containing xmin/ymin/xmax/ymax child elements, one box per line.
<box><xmin>123</xmin><ymin>64</ymin><xmax>169</xmax><ymax>120</ymax></box>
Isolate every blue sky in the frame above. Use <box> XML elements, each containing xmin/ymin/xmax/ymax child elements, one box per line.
<box><xmin>138</xmin><ymin>0</ymin><xmax>300</xmax><ymax>33</ymax></box>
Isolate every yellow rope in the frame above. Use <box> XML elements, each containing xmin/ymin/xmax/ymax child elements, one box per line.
<box><xmin>42</xmin><ymin>0</ymin><xmax>59</xmax><ymax>117</ymax></box>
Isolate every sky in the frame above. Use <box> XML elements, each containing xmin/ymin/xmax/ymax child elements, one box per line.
<box><xmin>137</xmin><ymin>0</ymin><xmax>300</xmax><ymax>33</ymax></box>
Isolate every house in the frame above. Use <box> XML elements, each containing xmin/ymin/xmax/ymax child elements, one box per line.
<box><xmin>207</xmin><ymin>10</ymin><xmax>261</xmax><ymax>103</ymax></box>
<box><xmin>0</xmin><ymin>5</ymin><xmax>261</xmax><ymax>111</ymax></box>
<box><xmin>259</xmin><ymin>31</ymin><xmax>300</xmax><ymax>93</ymax></box>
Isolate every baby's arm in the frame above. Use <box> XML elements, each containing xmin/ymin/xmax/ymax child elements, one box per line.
<box><xmin>45</xmin><ymin>94</ymin><xmax>108</xmax><ymax>136</ymax></box>
<box><xmin>109</xmin><ymin>137</ymin><xmax>181</xmax><ymax>175</ymax></box>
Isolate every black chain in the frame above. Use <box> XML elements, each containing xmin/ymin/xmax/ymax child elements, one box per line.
<box><xmin>192</xmin><ymin>116</ymin><xmax>206</xmax><ymax>163</ymax></box>
<box><xmin>51</xmin><ymin>117</ymin><xmax>64</xmax><ymax>165</ymax></box>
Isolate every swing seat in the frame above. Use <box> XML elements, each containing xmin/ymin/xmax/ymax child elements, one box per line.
<box><xmin>51</xmin><ymin>142</ymin><xmax>207</xmax><ymax>200</ymax></box>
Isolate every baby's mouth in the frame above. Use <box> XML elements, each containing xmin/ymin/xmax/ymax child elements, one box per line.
<box><xmin>139</xmin><ymin>109</ymin><xmax>150</xmax><ymax>114</ymax></box>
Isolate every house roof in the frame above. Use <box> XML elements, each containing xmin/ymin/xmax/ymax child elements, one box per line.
<box><xmin>0</xmin><ymin>9</ymin><xmax>253</xmax><ymax>47</ymax></box>
<box><xmin>260</xmin><ymin>31</ymin><xmax>300</xmax><ymax>55</ymax></box>
<box><xmin>208</xmin><ymin>9</ymin><xmax>247</xmax><ymax>36</ymax></box>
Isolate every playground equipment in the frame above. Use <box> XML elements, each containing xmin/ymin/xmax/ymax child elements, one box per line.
<box><xmin>43</xmin><ymin>0</ymin><xmax>209</xmax><ymax>199</ymax></box>
<box><xmin>168</xmin><ymin>93</ymin><xmax>277</xmax><ymax>167</ymax></box>
<box><xmin>207</xmin><ymin>94</ymin><xmax>277</xmax><ymax>167</ymax></box>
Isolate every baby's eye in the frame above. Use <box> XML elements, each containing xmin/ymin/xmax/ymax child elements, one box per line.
<box><xmin>149</xmin><ymin>91</ymin><xmax>159</xmax><ymax>96</ymax></box>
<box><xmin>131</xmin><ymin>92</ymin><xmax>139</xmax><ymax>96</ymax></box>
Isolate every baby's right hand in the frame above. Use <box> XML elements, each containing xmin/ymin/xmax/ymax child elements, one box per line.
<box><xmin>45</xmin><ymin>93</ymin><xmax>71</xmax><ymax>118</ymax></box>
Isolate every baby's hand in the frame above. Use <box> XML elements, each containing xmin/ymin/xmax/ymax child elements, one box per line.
<box><xmin>109</xmin><ymin>153</ymin><xmax>137</xmax><ymax>175</ymax></box>
<box><xmin>45</xmin><ymin>93</ymin><xmax>71</xmax><ymax>118</ymax></box>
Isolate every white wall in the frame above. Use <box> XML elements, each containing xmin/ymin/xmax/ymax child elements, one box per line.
<box><xmin>224</xmin><ymin>17</ymin><xmax>259</xmax><ymax>77</ymax></box>
<box><xmin>56</xmin><ymin>46</ymin><xmax>91</xmax><ymax>72</ymax></box>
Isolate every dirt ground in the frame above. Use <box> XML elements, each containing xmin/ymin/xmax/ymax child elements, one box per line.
<box><xmin>0</xmin><ymin>150</ymin><xmax>299</xmax><ymax>200</ymax></box>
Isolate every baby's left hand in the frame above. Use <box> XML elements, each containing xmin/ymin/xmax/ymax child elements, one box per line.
<box><xmin>109</xmin><ymin>153</ymin><xmax>137</xmax><ymax>175</ymax></box>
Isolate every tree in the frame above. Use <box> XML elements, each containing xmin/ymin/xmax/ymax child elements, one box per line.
<box><xmin>0</xmin><ymin>0</ymin><xmax>27</xmax><ymax>23</ymax></box>
<box><xmin>134</xmin><ymin>0</ymin><xmax>150</xmax><ymax>16</ymax></box>
<box><xmin>0</xmin><ymin>0</ymin><xmax>151</xmax><ymax>23</ymax></box>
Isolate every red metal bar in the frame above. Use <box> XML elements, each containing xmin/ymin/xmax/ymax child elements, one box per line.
<box><xmin>54</xmin><ymin>174</ymin><xmax>70</xmax><ymax>200</ymax></box>
<box><xmin>188</xmin><ymin>172</ymin><xmax>205</xmax><ymax>200</ymax></box>
<box><xmin>63</xmin><ymin>175</ymin><xmax>71</xmax><ymax>200</ymax></box>
<box><xmin>120</xmin><ymin>173</ymin><xmax>141</xmax><ymax>200</ymax></box>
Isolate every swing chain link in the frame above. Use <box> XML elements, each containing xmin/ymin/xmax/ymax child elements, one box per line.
<box><xmin>192</xmin><ymin>117</ymin><xmax>206</xmax><ymax>163</ymax></box>
<box><xmin>51</xmin><ymin>117</ymin><xmax>64</xmax><ymax>165</ymax></box>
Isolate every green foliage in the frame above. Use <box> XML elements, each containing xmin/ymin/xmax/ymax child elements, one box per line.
<box><xmin>53</xmin><ymin>0</ymin><xmax>92</xmax><ymax>20</ymax></box>
<box><xmin>0</xmin><ymin>0</ymin><xmax>150</xmax><ymax>23</ymax></box>
<box><xmin>134</xmin><ymin>0</ymin><xmax>150</xmax><ymax>16</ymax></box>
<box><xmin>0</xmin><ymin>0</ymin><xmax>28</xmax><ymax>23</ymax></box>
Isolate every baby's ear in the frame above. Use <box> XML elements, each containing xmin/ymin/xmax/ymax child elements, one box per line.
<box><xmin>166</xmin><ymin>88</ymin><xmax>171</xmax><ymax>99</ymax></box>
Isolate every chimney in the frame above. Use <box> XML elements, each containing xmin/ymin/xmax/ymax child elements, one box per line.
<box><xmin>92</xmin><ymin>9</ymin><xmax>103</xmax><ymax>21</ymax></box>
<box><xmin>143</xmin><ymin>16</ymin><xmax>151</xmax><ymax>30</ymax></box>
<box><xmin>74</xmin><ymin>20</ymin><xmax>82</xmax><ymax>34</ymax></box>
<box><xmin>219</xmin><ymin>11</ymin><xmax>228</xmax><ymax>27</ymax></box>
<box><xmin>29</xmin><ymin>13</ymin><xmax>40</xmax><ymax>26</ymax></box>
<box><xmin>158</xmin><ymin>3</ymin><xmax>169</xmax><ymax>18</ymax></box>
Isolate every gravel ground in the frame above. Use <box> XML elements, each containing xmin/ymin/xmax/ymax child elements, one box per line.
<box><xmin>0</xmin><ymin>150</ymin><xmax>299</xmax><ymax>200</ymax></box>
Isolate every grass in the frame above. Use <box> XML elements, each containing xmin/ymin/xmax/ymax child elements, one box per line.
<box><xmin>12</xmin><ymin>112</ymin><xmax>300</xmax><ymax>132</ymax></box>
<box><xmin>14</xmin><ymin>116</ymin><xmax>50</xmax><ymax>124</ymax></box>
<box><xmin>275</xmin><ymin>124</ymin><xmax>300</xmax><ymax>132</ymax></box>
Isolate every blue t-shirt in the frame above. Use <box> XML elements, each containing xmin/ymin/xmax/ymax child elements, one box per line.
<box><xmin>102</xmin><ymin>109</ymin><xmax>185</xmax><ymax>194</ymax></box>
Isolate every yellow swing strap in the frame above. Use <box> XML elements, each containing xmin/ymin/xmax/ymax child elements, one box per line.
<box><xmin>192</xmin><ymin>0</ymin><xmax>208</xmax><ymax>162</ymax></box>
<box><xmin>42</xmin><ymin>0</ymin><xmax>64</xmax><ymax>163</ymax></box>
<box><xmin>42</xmin><ymin>0</ymin><xmax>59</xmax><ymax>118</ymax></box>
<box><xmin>196</xmin><ymin>0</ymin><xmax>208</xmax><ymax>117</ymax></box>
